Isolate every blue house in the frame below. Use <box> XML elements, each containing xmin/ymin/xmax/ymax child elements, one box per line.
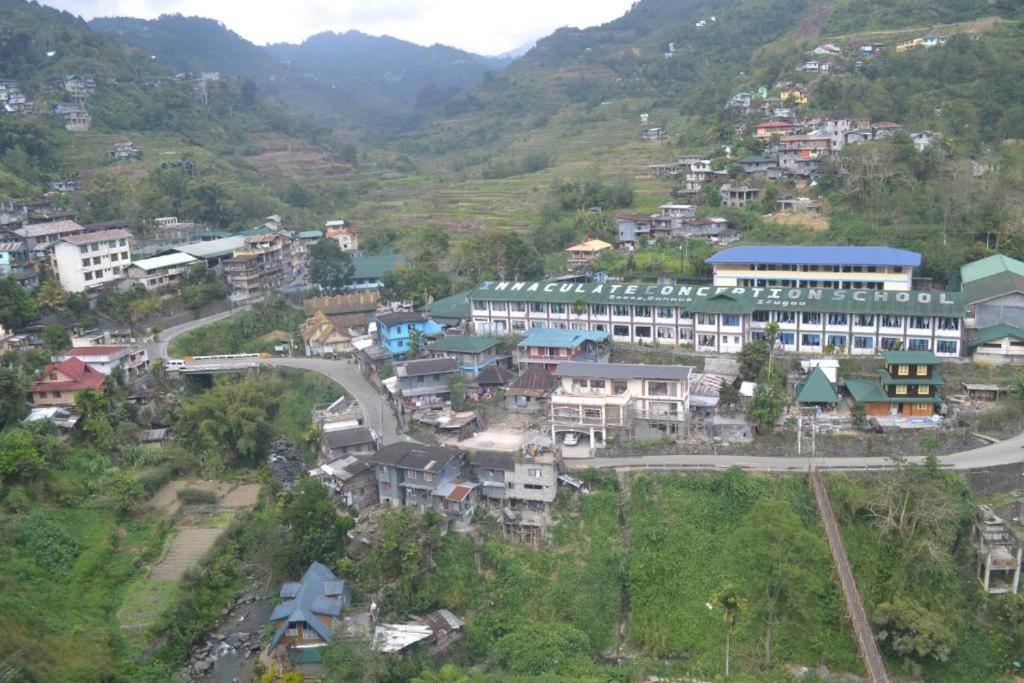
<box><xmin>374</xmin><ymin>310</ymin><xmax>443</xmax><ymax>358</ymax></box>
<box><xmin>268</xmin><ymin>562</ymin><xmax>351</xmax><ymax>653</ymax></box>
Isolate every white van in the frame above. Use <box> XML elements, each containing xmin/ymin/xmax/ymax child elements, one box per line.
<box><xmin>164</xmin><ymin>359</ymin><xmax>186</xmax><ymax>371</ymax></box>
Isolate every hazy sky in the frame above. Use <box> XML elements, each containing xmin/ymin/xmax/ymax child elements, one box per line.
<box><xmin>43</xmin><ymin>0</ymin><xmax>637</xmax><ymax>55</ymax></box>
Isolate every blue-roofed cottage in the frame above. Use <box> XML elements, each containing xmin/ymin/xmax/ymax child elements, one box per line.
<box><xmin>515</xmin><ymin>328</ymin><xmax>610</xmax><ymax>372</ymax></box>
<box><xmin>268</xmin><ymin>561</ymin><xmax>351</xmax><ymax>655</ymax></box>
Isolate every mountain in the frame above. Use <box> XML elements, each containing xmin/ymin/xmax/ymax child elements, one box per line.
<box><xmin>88</xmin><ymin>14</ymin><xmax>512</xmax><ymax>133</ymax></box>
<box><xmin>495</xmin><ymin>39</ymin><xmax>539</xmax><ymax>60</ymax></box>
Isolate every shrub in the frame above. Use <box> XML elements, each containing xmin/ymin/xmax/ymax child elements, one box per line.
<box><xmin>11</xmin><ymin>509</ymin><xmax>81</xmax><ymax>575</ymax></box>
<box><xmin>5</xmin><ymin>485</ymin><xmax>30</xmax><ymax>512</ymax></box>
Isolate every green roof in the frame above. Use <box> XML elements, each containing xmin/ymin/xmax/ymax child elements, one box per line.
<box><xmin>351</xmin><ymin>253</ymin><xmax>407</xmax><ymax>280</ymax></box>
<box><xmin>796</xmin><ymin>367</ymin><xmax>840</xmax><ymax>404</ymax></box>
<box><xmin>960</xmin><ymin>254</ymin><xmax>1024</xmax><ymax>283</ymax></box>
<box><xmin>426</xmin><ymin>291</ymin><xmax>469</xmax><ymax>320</ymax></box>
<box><xmin>877</xmin><ymin>368</ymin><xmax>945</xmax><ymax>386</ymax></box>
<box><xmin>881</xmin><ymin>350</ymin><xmax>939</xmax><ymax>365</ymax></box>
<box><xmin>740</xmin><ymin>155</ymin><xmax>775</xmax><ymax>164</ymax></box>
<box><xmin>426</xmin><ymin>336</ymin><xmax>500</xmax><ymax>353</ymax></box>
<box><xmin>845</xmin><ymin>379</ymin><xmax>890</xmax><ymax>403</ymax></box>
<box><xmin>297</xmin><ymin>230</ymin><xmax>324</xmax><ymax>239</ymax></box>
<box><xmin>968</xmin><ymin>323</ymin><xmax>1024</xmax><ymax>347</ymax></box>
<box><xmin>963</xmin><ymin>271</ymin><xmax>1024</xmax><ymax>305</ymax></box>
<box><xmin>469</xmin><ymin>281</ymin><xmax>965</xmax><ymax>318</ymax></box>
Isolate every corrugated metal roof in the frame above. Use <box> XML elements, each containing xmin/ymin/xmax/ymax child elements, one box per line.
<box><xmin>174</xmin><ymin>235</ymin><xmax>246</xmax><ymax>258</ymax></box>
<box><xmin>427</xmin><ymin>335</ymin><xmax>500</xmax><ymax>354</ymax></box>
<box><xmin>845</xmin><ymin>379</ymin><xmax>890</xmax><ymax>403</ymax></box>
<box><xmin>129</xmin><ymin>252</ymin><xmax>196</xmax><ymax>271</ymax></box>
<box><xmin>705</xmin><ymin>245</ymin><xmax>921</xmax><ymax>267</ymax></box>
<box><xmin>426</xmin><ymin>291</ymin><xmax>469</xmax><ymax>320</ymax></box>
<box><xmin>62</xmin><ymin>228</ymin><xmax>132</xmax><ymax>245</ymax></box>
<box><xmin>351</xmin><ymin>253</ymin><xmax>407</xmax><ymax>279</ymax></box>
<box><xmin>395</xmin><ymin>358</ymin><xmax>458</xmax><ymax>377</ymax></box>
<box><xmin>960</xmin><ymin>254</ymin><xmax>1024</xmax><ymax>283</ymax></box>
<box><xmin>469</xmin><ymin>281</ymin><xmax>964</xmax><ymax>317</ymax></box>
<box><xmin>968</xmin><ymin>324</ymin><xmax>1024</xmax><ymax>347</ymax></box>
<box><xmin>962</xmin><ymin>271</ymin><xmax>1024</xmax><ymax>305</ymax></box>
<box><xmin>553</xmin><ymin>361</ymin><xmax>692</xmax><ymax>381</ymax></box>
<box><xmin>881</xmin><ymin>350</ymin><xmax>939</xmax><ymax>365</ymax></box>
<box><xmin>795</xmin><ymin>367</ymin><xmax>840</xmax><ymax>404</ymax></box>
<box><xmin>518</xmin><ymin>328</ymin><xmax>608</xmax><ymax>348</ymax></box>
<box><xmin>13</xmin><ymin>220</ymin><xmax>84</xmax><ymax>238</ymax></box>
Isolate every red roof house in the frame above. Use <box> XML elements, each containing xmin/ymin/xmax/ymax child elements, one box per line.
<box><xmin>30</xmin><ymin>357</ymin><xmax>106</xmax><ymax>406</ymax></box>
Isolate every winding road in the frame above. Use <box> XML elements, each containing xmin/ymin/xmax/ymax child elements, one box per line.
<box><xmin>155</xmin><ymin>308</ymin><xmax>1024</xmax><ymax>471</ymax></box>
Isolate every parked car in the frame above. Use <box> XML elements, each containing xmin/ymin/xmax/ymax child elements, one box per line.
<box><xmin>563</xmin><ymin>432</ymin><xmax>579</xmax><ymax>446</ymax></box>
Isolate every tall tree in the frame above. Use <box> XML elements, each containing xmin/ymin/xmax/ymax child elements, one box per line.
<box><xmin>309</xmin><ymin>238</ymin><xmax>354</xmax><ymax>293</ymax></box>
<box><xmin>276</xmin><ymin>477</ymin><xmax>354</xmax><ymax>576</ymax></box>
<box><xmin>728</xmin><ymin>498</ymin><xmax>827</xmax><ymax>670</ymax></box>
<box><xmin>0</xmin><ymin>366</ymin><xmax>29</xmax><ymax>428</ymax></box>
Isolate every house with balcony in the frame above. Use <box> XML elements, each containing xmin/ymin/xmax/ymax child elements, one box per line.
<box><xmin>394</xmin><ymin>357</ymin><xmax>459</xmax><ymax>408</ymax></box>
<box><xmin>426</xmin><ymin>335</ymin><xmax>503</xmax><ymax>376</ymax></box>
<box><xmin>126</xmin><ymin>252</ymin><xmax>197</xmax><ymax>291</ymax></box>
<box><xmin>617</xmin><ymin>213</ymin><xmax>655</xmax><ymax>246</ymax></box>
<box><xmin>516</xmin><ymin>328</ymin><xmax>609</xmax><ymax>372</ymax></box>
<box><xmin>366</xmin><ymin>443</ymin><xmax>478</xmax><ymax>525</ymax></box>
<box><xmin>550</xmin><ymin>361</ymin><xmax>693</xmax><ymax>448</ymax></box>
<box><xmin>754</xmin><ymin>121</ymin><xmax>795</xmax><ymax>138</ymax></box>
<box><xmin>719</xmin><ymin>184</ymin><xmax>762</xmax><ymax>208</ymax></box>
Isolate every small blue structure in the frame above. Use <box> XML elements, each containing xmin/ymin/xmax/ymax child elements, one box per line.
<box><xmin>374</xmin><ymin>310</ymin><xmax>443</xmax><ymax>358</ymax></box>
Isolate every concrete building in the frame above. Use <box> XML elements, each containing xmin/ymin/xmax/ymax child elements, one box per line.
<box><xmin>550</xmin><ymin>361</ymin><xmax>692</xmax><ymax>447</ymax></box>
<box><xmin>467</xmin><ymin>278</ymin><xmax>964</xmax><ymax>357</ymax></box>
<box><xmin>971</xmin><ymin>506</ymin><xmax>1021</xmax><ymax>595</ymax></box>
<box><xmin>56</xmin><ymin>344</ymin><xmax>149</xmax><ymax>377</ymax></box>
<box><xmin>374</xmin><ymin>310</ymin><xmax>443</xmax><ymax>357</ymax></box>
<box><xmin>366</xmin><ymin>443</ymin><xmax>476</xmax><ymax>524</ymax></box>
<box><xmin>515</xmin><ymin>328</ymin><xmax>609</xmax><ymax>372</ymax></box>
<box><xmin>394</xmin><ymin>358</ymin><xmax>459</xmax><ymax>408</ymax></box>
<box><xmin>51</xmin><ymin>228</ymin><xmax>132</xmax><ymax>292</ymax></box>
<box><xmin>325</xmin><ymin>222</ymin><xmax>358</xmax><ymax>252</ymax></box>
<box><xmin>426</xmin><ymin>335</ymin><xmax>503</xmax><ymax>376</ymax></box>
<box><xmin>13</xmin><ymin>220</ymin><xmax>95</xmax><ymax>258</ymax></box>
<box><xmin>718</xmin><ymin>184</ymin><xmax>762</xmax><ymax>208</ymax></box>
<box><xmin>126</xmin><ymin>252</ymin><xmax>197</xmax><ymax>290</ymax></box>
<box><xmin>706</xmin><ymin>246</ymin><xmax>920</xmax><ymax>291</ymax></box>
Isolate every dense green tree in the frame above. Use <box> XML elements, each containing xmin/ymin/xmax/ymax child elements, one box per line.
<box><xmin>179</xmin><ymin>263</ymin><xmax>229</xmax><ymax>313</ymax></box>
<box><xmin>173</xmin><ymin>376</ymin><xmax>280</xmax><ymax>466</ymax></box>
<box><xmin>381</xmin><ymin>263</ymin><xmax>451</xmax><ymax>307</ymax></box>
<box><xmin>276</xmin><ymin>477</ymin><xmax>355</xmax><ymax>576</ymax></box>
<box><xmin>0</xmin><ymin>276</ymin><xmax>38</xmax><ymax>329</ymax></box>
<box><xmin>41</xmin><ymin>324</ymin><xmax>70</xmax><ymax>354</ymax></box>
<box><xmin>0</xmin><ymin>366</ymin><xmax>29</xmax><ymax>428</ymax></box>
<box><xmin>874</xmin><ymin>597</ymin><xmax>957</xmax><ymax>662</ymax></box>
<box><xmin>309</xmin><ymin>238</ymin><xmax>354</xmax><ymax>293</ymax></box>
<box><xmin>728</xmin><ymin>497</ymin><xmax>828</xmax><ymax>669</ymax></box>
<box><xmin>489</xmin><ymin>620</ymin><xmax>591</xmax><ymax>675</ymax></box>
<box><xmin>747</xmin><ymin>366</ymin><xmax>786</xmax><ymax>433</ymax></box>
<box><xmin>737</xmin><ymin>341</ymin><xmax>769</xmax><ymax>382</ymax></box>
<box><xmin>0</xmin><ymin>428</ymin><xmax>44</xmax><ymax>482</ymax></box>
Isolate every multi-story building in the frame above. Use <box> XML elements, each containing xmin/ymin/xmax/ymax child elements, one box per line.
<box><xmin>51</xmin><ymin>228</ymin><xmax>132</xmax><ymax>292</ymax></box>
<box><xmin>467</xmin><ymin>278</ymin><xmax>965</xmax><ymax>357</ymax></box>
<box><xmin>126</xmin><ymin>252</ymin><xmax>197</xmax><ymax>290</ymax></box>
<box><xmin>706</xmin><ymin>246</ymin><xmax>919</xmax><ymax>291</ymax></box>
<box><xmin>550</xmin><ymin>361</ymin><xmax>693</xmax><ymax>447</ymax></box>
<box><xmin>426</xmin><ymin>335</ymin><xmax>503</xmax><ymax>376</ymax></box>
<box><xmin>394</xmin><ymin>357</ymin><xmax>459</xmax><ymax>407</ymax></box>
<box><xmin>719</xmin><ymin>184</ymin><xmax>761</xmax><ymax>208</ymax></box>
<box><xmin>469</xmin><ymin>449</ymin><xmax>558</xmax><ymax>511</ymax></box>
<box><xmin>13</xmin><ymin>219</ymin><xmax>96</xmax><ymax>258</ymax></box>
<box><xmin>56</xmin><ymin>343</ymin><xmax>149</xmax><ymax>377</ymax></box>
<box><xmin>222</xmin><ymin>235</ymin><xmax>290</xmax><ymax>301</ymax></box>
<box><xmin>374</xmin><ymin>310</ymin><xmax>443</xmax><ymax>357</ymax></box>
<box><xmin>366</xmin><ymin>442</ymin><xmax>478</xmax><ymax>525</ymax></box>
<box><xmin>326</xmin><ymin>222</ymin><xmax>358</xmax><ymax>252</ymax></box>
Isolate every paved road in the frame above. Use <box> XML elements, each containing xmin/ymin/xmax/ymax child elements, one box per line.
<box><xmin>153</xmin><ymin>308</ymin><xmax>401</xmax><ymax>442</ymax></box>
<box><xmin>157</xmin><ymin>309</ymin><xmax>1024</xmax><ymax>471</ymax></box>
<box><xmin>565</xmin><ymin>430</ymin><xmax>1024</xmax><ymax>472</ymax></box>
<box><xmin>147</xmin><ymin>306</ymin><xmax>250</xmax><ymax>362</ymax></box>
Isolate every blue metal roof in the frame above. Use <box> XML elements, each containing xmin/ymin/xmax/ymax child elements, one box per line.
<box><xmin>518</xmin><ymin>328</ymin><xmax>609</xmax><ymax>348</ymax></box>
<box><xmin>705</xmin><ymin>245</ymin><xmax>921</xmax><ymax>267</ymax></box>
<box><xmin>268</xmin><ymin>562</ymin><xmax>350</xmax><ymax>652</ymax></box>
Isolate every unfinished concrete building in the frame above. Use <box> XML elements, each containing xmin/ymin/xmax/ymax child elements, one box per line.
<box><xmin>971</xmin><ymin>505</ymin><xmax>1021</xmax><ymax>595</ymax></box>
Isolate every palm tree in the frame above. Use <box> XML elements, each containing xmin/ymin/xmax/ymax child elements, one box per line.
<box><xmin>708</xmin><ymin>584</ymin><xmax>746</xmax><ymax>678</ymax></box>
<box><xmin>35</xmin><ymin>280</ymin><xmax>65</xmax><ymax>312</ymax></box>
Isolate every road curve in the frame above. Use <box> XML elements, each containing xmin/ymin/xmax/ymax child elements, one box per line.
<box><xmin>156</xmin><ymin>309</ymin><xmax>1024</xmax><ymax>471</ymax></box>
